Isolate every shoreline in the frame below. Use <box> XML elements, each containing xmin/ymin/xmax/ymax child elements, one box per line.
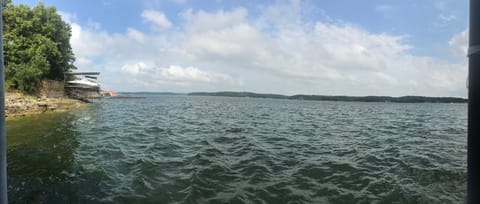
<box><xmin>5</xmin><ymin>91</ymin><xmax>88</xmax><ymax>118</ymax></box>
<box><xmin>188</xmin><ymin>91</ymin><xmax>468</xmax><ymax>103</ymax></box>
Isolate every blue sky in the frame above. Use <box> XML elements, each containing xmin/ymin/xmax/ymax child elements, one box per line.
<box><xmin>14</xmin><ymin>0</ymin><xmax>469</xmax><ymax>96</ymax></box>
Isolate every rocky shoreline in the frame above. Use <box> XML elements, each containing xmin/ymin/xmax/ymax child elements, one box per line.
<box><xmin>5</xmin><ymin>91</ymin><xmax>87</xmax><ymax>117</ymax></box>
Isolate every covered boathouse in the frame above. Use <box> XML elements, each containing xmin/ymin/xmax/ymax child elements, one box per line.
<box><xmin>64</xmin><ymin>72</ymin><xmax>101</xmax><ymax>102</ymax></box>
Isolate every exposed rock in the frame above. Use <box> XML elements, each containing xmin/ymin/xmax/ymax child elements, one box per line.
<box><xmin>5</xmin><ymin>91</ymin><xmax>87</xmax><ymax>117</ymax></box>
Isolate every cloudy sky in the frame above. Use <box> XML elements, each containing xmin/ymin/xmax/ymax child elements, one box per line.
<box><xmin>17</xmin><ymin>0</ymin><xmax>469</xmax><ymax>96</ymax></box>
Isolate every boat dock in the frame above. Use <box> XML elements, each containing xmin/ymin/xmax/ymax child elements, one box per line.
<box><xmin>64</xmin><ymin>72</ymin><xmax>101</xmax><ymax>103</ymax></box>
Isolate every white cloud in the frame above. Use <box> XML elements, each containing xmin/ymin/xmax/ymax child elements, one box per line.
<box><xmin>449</xmin><ymin>28</ymin><xmax>468</xmax><ymax>57</ymax></box>
<box><xmin>58</xmin><ymin>11</ymin><xmax>77</xmax><ymax>24</ymax></box>
<box><xmin>141</xmin><ymin>10</ymin><xmax>172</xmax><ymax>29</ymax></box>
<box><xmin>174</xmin><ymin>9</ymin><xmax>465</xmax><ymax>96</ymax></box>
<box><xmin>76</xmin><ymin>57</ymin><xmax>93</xmax><ymax>66</ymax></box>
<box><xmin>121</xmin><ymin>62</ymin><xmax>151</xmax><ymax>75</ymax></box>
<box><xmin>177</xmin><ymin>11</ymin><xmax>410</xmax><ymax>81</ymax></box>
<box><xmin>67</xmin><ymin>2</ymin><xmax>467</xmax><ymax>96</ymax></box>
<box><xmin>70</xmin><ymin>23</ymin><xmax>110</xmax><ymax>59</ymax></box>
<box><xmin>87</xmin><ymin>19</ymin><xmax>102</xmax><ymax>30</ymax></box>
<box><xmin>121</xmin><ymin>63</ymin><xmax>241</xmax><ymax>88</ymax></box>
<box><xmin>70</xmin><ymin>22</ymin><xmax>161</xmax><ymax>68</ymax></box>
<box><xmin>374</xmin><ymin>72</ymin><xmax>397</xmax><ymax>85</ymax></box>
<box><xmin>158</xmin><ymin>65</ymin><xmax>234</xmax><ymax>83</ymax></box>
<box><xmin>127</xmin><ymin>28</ymin><xmax>147</xmax><ymax>43</ymax></box>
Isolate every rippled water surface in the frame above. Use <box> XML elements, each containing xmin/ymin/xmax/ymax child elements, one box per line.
<box><xmin>7</xmin><ymin>95</ymin><xmax>467</xmax><ymax>203</ymax></box>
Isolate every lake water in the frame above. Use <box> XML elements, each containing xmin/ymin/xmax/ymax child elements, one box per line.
<box><xmin>6</xmin><ymin>95</ymin><xmax>467</xmax><ymax>203</ymax></box>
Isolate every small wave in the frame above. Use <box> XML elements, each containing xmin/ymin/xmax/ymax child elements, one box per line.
<box><xmin>7</xmin><ymin>96</ymin><xmax>467</xmax><ymax>203</ymax></box>
<box><xmin>225</xmin><ymin>127</ymin><xmax>245</xmax><ymax>133</ymax></box>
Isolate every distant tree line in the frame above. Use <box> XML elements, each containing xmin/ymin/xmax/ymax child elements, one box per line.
<box><xmin>2</xmin><ymin>0</ymin><xmax>75</xmax><ymax>93</ymax></box>
<box><xmin>189</xmin><ymin>92</ymin><xmax>467</xmax><ymax>103</ymax></box>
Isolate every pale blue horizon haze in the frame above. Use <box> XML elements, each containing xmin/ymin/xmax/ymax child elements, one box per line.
<box><xmin>14</xmin><ymin>0</ymin><xmax>469</xmax><ymax>97</ymax></box>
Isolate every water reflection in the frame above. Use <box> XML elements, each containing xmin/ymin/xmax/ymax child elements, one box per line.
<box><xmin>7</xmin><ymin>111</ymin><xmax>104</xmax><ymax>203</ymax></box>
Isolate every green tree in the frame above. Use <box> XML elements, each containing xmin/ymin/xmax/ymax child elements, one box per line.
<box><xmin>2</xmin><ymin>0</ymin><xmax>75</xmax><ymax>93</ymax></box>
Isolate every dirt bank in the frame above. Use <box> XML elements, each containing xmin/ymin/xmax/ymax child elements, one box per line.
<box><xmin>5</xmin><ymin>91</ymin><xmax>87</xmax><ymax>117</ymax></box>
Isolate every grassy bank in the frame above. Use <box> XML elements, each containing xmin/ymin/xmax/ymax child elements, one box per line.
<box><xmin>5</xmin><ymin>91</ymin><xmax>87</xmax><ymax>117</ymax></box>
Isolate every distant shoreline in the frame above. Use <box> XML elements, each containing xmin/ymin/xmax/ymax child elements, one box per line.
<box><xmin>186</xmin><ymin>91</ymin><xmax>467</xmax><ymax>103</ymax></box>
